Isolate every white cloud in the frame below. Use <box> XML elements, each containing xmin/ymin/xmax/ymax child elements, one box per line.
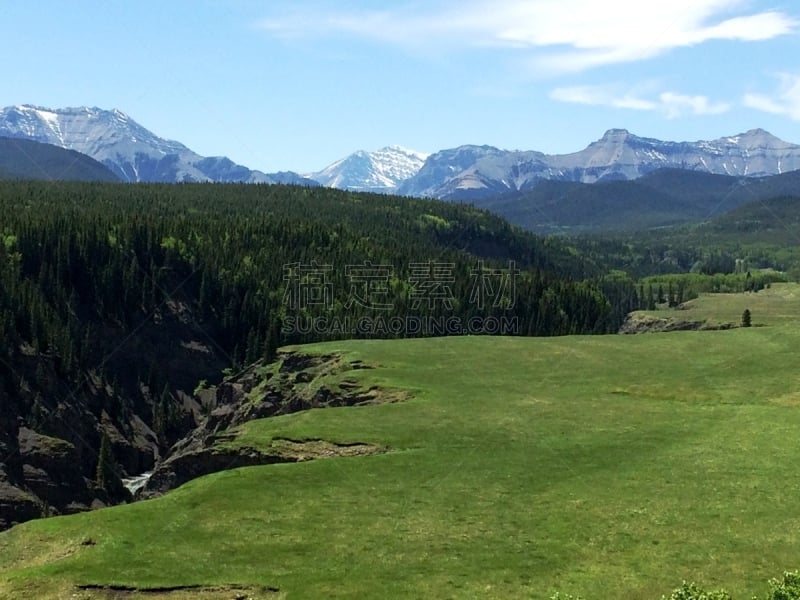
<box><xmin>550</xmin><ymin>85</ymin><xmax>657</xmax><ymax>111</ymax></box>
<box><xmin>743</xmin><ymin>73</ymin><xmax>800</xmax><ymax>120</ymax></box>
<box><xmin>658</xmin><ymin>92</ymin><xmax>731</xmax><ymax>118</ymax></box>
<box><xmin>550</xmin><ymin>84</ymin><xmax>730</xmax><ymax>118</ymax></box>
<box><xmin>258</xmin><ymin>0</ymin><xmax>797</xmax><ymax>72</ymax></box>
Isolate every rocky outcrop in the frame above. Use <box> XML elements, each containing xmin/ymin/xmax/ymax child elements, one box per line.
<box><xmin>143</xmin><ymin>439</ymin><xmax>384</xmax><ymax>495</ymax></box>
<box><xmin>0</xmin><ymin>380</ymin><xmax>36</xmax><ymax>529</ymax></box>
<box><xmin>619</xmin><ymin>313</ymin><xmax>737</xmax><ymax>334</ymax></box>
<box><xmin>1</xmin><ymin>345</ymin><xmax>401</xmax><ymax>526</ymax></box>
<box><xmin>0</xmin><ymin>279</ymin><xmax>229</xmax><ymax>530</ymax></box>
<box><xmin>140</xmin><ymin>351</ymin><xmax>402</xmax><ymax>498</ymax></box>
<box><xmin>0</xmin><ymin>479</ymin><xmax>41</xmax><ymax>530</ymax></box>
<box><xmin>18</xmin><ymin>428</ymin><xmax>96</xmax><ymax>514</ymax></box>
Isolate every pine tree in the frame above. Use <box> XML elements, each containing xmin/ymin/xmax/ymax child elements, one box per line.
<box><xmin>741</xmin><ymin>308</ymin><xmax>752</xmax><ymax>328</ymax></box>
<box><xmin>95</xmin><ymin>431</ymin><xmax>114</xmax><ymax>491</ymax></box>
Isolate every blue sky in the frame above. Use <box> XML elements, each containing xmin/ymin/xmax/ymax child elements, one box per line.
<box><xmin>2</xmin><ymin>0</ymin><xmax>800</xmax><ymax>173</ymax></box>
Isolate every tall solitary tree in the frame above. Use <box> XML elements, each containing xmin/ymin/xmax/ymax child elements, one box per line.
<box><xmin>95</xmin><ymin>431</ymin><xmax>114</xmax><ymax>491</ymax></box>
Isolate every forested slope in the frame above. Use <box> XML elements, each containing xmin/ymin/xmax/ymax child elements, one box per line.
<box><xmin>0</xmin><ymin>181</ymin><xmax>632</xmax><ymax>528</ymax></box>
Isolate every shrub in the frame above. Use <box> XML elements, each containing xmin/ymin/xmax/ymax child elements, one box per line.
<box><xmin>662</xmin><ymin>581</ymin><xmax>731</xmax><ymax>600</ymax></box>
<box><xmin>764</xmin><ymin>570</ymin><xmax>800</xmax><ymax>600</ymax></box>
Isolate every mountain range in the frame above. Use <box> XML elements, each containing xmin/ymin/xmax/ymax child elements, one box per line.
<box><xmin>0</xmin><ymin>105</ymin><xmax>315</xmax><ymax>185</ymax></box>
<box><xmin>3</xmin><ymin>104</ymin><xmax>800</xmax><ymax>226</ymax></box>
<box><xmin>395</xmin><ymin>128</ymin><xmax>800</xmax><ymax>200</ymax></box>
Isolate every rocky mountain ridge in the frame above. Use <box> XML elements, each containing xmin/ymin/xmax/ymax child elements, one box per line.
<box><xmin>307</xmin><ymin>145</ymin><xmax>429</xmax><ymax>193</ymax></box>
<box><xmin>396</xmin><ymin>128</ymin><xmax>800</xmax><ymax>200</ymax></box>
<box><xmin>5</xmin><ymin>104</ymin><xmax>799</xmax><ymax>201</ymax></box>
<box><xmin>0</xmin><ymin>105</ymin><xmax>315</xmax><ymax>185</ymax></box>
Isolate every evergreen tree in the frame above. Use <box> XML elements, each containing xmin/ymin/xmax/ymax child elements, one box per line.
<box><xmin>95</xmin><ymin>431</ymin><xmax>115</xmax><ymax>491</ymax></box>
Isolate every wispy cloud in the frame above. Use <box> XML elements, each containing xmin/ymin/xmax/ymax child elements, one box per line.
<box><xmin>659</xmin><ymin>92</ymin><xmax>731</xmax><ymax>118</ymax></box>
<box><xmin>550</xmin><ymin>85</ymin><xmax>658</xmax><ymax>111</ymax></box>
<box><xmin>258</xmin><ymin>0</ymin><xmax>797</xmax><ymax>73</ymax></box>
<box><xmin>744</xmin><ymin>73</ymin><xmax>800</xmax><ymax>120</ymax></box>
<box><xmin>550</xmin><ymin>84</ymin><xmax>730</xmax><ymax>118</ymax></box>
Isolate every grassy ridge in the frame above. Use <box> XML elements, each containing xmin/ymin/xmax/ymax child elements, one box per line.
<box><xmin>4</xmin><ymin>287</ymin><xmax>800</xmax><ymax>598</ymax></box>
<box><xmin>637</xmin><ymin>281</ymin><xmax>800</xmax><ymax>326</ymax></box>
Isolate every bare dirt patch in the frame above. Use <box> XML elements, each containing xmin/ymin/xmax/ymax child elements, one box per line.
<box><xmin>73</xmin><ymin>584</ymin><xmax>281</xmax><ymax>599</ymax></box>
<box><xmin>269</xmin><ymin>438</ymin><xmax>387</xmax><ymax>461</ymax></box>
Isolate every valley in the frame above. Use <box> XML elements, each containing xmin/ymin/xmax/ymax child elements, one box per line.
<box><xmin>3</xmin><ymin>286</ymin><xmax>800</xmax><ymax>598</ymax></box>
<box><xmin>6</xmin><ymin>1</ymin><xmax>800</xmax><ymax>597</ymax></box>
<box><xmin>2</xmin><ymin>106</ymin><xmax>800</xmax><ymax>600</ymax></box>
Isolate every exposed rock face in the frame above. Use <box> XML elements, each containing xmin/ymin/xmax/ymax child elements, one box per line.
<box><xmin>0</xmin><ymin>105</ymin><xmax>317</xmax><ymax>185</ymax></box>
<box><xmin>0</xmin><ymin>283</ymin><xmax>229</xmax><ymax>531</ymax></box>
<box><xmin>398</xmin><ymin>129</ymin><xmax>800</xmax><ymax>200</ymax></box>
<box><xmin>143</xmin><ymin>440</ymin><xmax>384</xmax><ymax>496</ymax></box>
<box><xmin>0</xmin><ymin>382</ymin><xmax>36</xmax><ymax>529</ymax></box>
<box><xmin>18</xmin><ymin>428</ymin><xmax>95</xmax><ymax>513</ymax></box>
<box><xmin>618</xmin><ymin>313</ymin><xmax>737</xmax><ymax>334</ymax></box>
<box><xmin>0</xmin><ymin>480</ymin><xmax>41</xmax><ymax>530</ymax></box>
<box><xmin>0</xmin><ymin>346</ymin><xmax>399</xmax><ymax>527</ymax></box>
<box><xmin>140</xmin><ymin>351</ymin><xmax>401</xmax><ymax>498</ymax></box>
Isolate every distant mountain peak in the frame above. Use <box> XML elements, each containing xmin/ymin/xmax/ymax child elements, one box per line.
<box><xmin>601</xmin><ymin>128</ymin><xmax>631</xmax><ymax>138</ymax></box>
<box><xmin>307</xmin><ymin>145</ymin><xmax>429</xmax><ymax>193</ymax></box>
<box><xmin>0</xmin><ymin>104</ymin><xmax>316</xmax><ymax>185</ymax></box>
<box><xmin>398</xmin><ymin>128</ymin><xmax>800</xmax><ymax>199</ymax></box>
<box><xmin>737</xmin><ymin>128</ymin><xmax>782</xmax><ymax>141</ymax></box>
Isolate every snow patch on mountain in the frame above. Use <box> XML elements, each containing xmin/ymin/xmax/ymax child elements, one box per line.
<box><xmin>398</xmin><ymin>128</ymin><xmax>800</xmax><ymax>199</ymax></box>
<box><xmin>0</xmin><ymin>104</ymin><xmax>315</xmax><ymax>185</ymax></box>
<box><xmin>308</xmin><ymin>145</ymin><xmax>429</xmax><ymax>193</ymax></box>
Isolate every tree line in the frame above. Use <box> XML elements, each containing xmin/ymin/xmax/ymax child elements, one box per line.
<box><xmin>0</xmin><ymin>181</ymin><xmax>634</xmax><ymax>458</ymax></box>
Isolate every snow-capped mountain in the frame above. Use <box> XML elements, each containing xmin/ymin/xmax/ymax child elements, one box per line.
<box><xmin>397</xmin><ymin>128</ymin><xmax>800</xmax><ymax>200</ymax></box>
<box><xmin>0</xmin><ymin>105</ymin><xmax>315</xmax><ymax>185</ymax></box>
<box><xmin>307</xmin><ymin>145</ymin><xmax>429</xmax><ymax>193</ymax></box>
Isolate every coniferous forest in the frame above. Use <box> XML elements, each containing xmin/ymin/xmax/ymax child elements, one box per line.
<box><xmin>0</xmin><ymin>180</ymin><xmax>640</xmax><ymax>525</ymax></box>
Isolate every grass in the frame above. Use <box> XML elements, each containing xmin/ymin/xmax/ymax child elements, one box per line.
<box><xmin>4</xmin><ymin>285</ymin><xmax>800</xmax><ymax>598</ymax></box>
<box><xmin>638</xmin><ymin>281</ymin><xmax>800</xmax><ymax>326</ymax></box>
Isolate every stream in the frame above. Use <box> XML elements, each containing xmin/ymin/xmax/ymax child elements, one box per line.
<box><xmin>121</xmin><ymin>471</ymin><xmax>153</xmax><ymax>495</ymax></box>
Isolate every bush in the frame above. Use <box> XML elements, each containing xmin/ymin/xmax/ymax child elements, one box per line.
<box><xmin>764</xmin><ymin>570</ymin><xmax>800</xmax><ymax>600</ymax></box>
<box><xmin>549</xmin><ymin>570</ymin><xmax>800</xmax><ymax>600</ymax></box>
<box><xmin>663</xmin><ymin>582</ymin><xmax>731</xmax><ymax>600</ymax></box>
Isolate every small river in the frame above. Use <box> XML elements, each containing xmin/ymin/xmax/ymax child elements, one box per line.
<box><xmin>121</xmin><ymin>471</ymin><xmax>153</xmax><ymax>495</ymax></box>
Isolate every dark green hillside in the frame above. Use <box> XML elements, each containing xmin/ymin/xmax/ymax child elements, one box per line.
<box><xmin>700</xmin><ymin>194</ymin><xmax>800</xmax><ymax>236</ymax></box>
<box><xmin>0</xmin><ymin>180</ymin><xmax>625</xmax><ymax>530</ymax></box>
<box><xmin>476</xmin><ymin>167</ymin><xmax>800</xmax><ymax>234</ymax></box>
<box><xmin>570</xmin><ymin>192</ymin><xmax>800</xmax><ymax>282</ymax></box>
<box><xmin>483</xmin><ymin>178</ymin><xmax>684</xmax><ymax>232</ymax></box>
<box><xmin>0</xmin><ymin>138</ymin><xmax>119</xmax><ymax>182</ymax></box>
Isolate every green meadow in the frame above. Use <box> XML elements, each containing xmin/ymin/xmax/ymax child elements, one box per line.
<box><xmin>3</xmin><ymin>285</ymin><xmax>800</xmax><ymax>599</ymax></box>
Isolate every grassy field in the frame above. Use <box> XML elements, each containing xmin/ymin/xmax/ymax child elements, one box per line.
<box><xmin>3</xmin><ymin>285</ymin><xmax>800</xmax><ymax>598</ymax></box>
<box><xmin>637</xmin><ymin>281</ymin><xmax>800</xmax><ymax>327</ymax></box>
